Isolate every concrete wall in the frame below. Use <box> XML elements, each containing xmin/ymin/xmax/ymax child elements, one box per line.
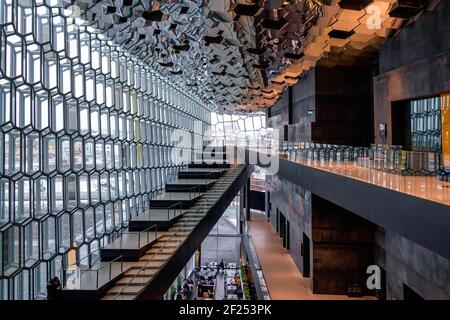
<box><xmin>265</xmin><ymin>167</ymin><xmax>450</xmax><ymax>299</ymax></box>
<box><xmin>376</xmin><ymin>230</ymin><xmax>450</xmax><ymax>300</ymax></box>
<box><xmin>374</xmin><ymin>50</ymin><xmax>450</xmax><ymax>144</ymax></box>
<box><xmin>312</xmin><ymin>66</ymin><xmax>373</xmax><ymax>146</ymax></box>
<box><xmin>374</xmin><ymin>0</ymin><xmax>450</xmax><ymax>144</ymax></box>
<box><xmin>379</xmin><ymin>0</ymin><xmax>450</xmax><ymax>74</ymax></box>
<box><xmin>267</xmin><ymin>90</ymin><xmax>289</xmax><ymax>141</ymax></box>
<box><xmin>311</xmin><ymin>195</ymin><xmax>376</xmax><ymax>295</ymax></box>
<box><xmin>268</xmin><ymin>65</ymin><xmax>373</xmax><ymax>145</ymax></box>
<box><xmin>372</xmin><ymin>4</ymin><xmax>450</xmax><ymax>297</ymax></box>
<box><xmin>266</xmin><ymin>174</ymin><xmax>312</xmax><ymax>276</ymax></box>
<box><xmin>290</xmin><ymin>69</ymin><xmax>316</xmax><ymax>142</ymax></box>
<box><xmin>262</xmin><ymin>0</ymin><xmax>450</xmax><ymax>299</ymax></box>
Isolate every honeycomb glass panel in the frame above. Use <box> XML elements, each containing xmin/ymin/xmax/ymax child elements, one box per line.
<box><xmin>59</xmin><ymin>136</ymin><xmax>71</xmax><ymax>173</ymax></box>
<box><xmin>57</xmin><ymin>214</ymin><xmax>70</xmax><ymax>253</ymax></box>
<box><xmin>50</xmin><ymin>175</ymin><xmax>63</xmax><ymax>214</ymax></box>
<box><xmin>25</xmin><ymin>132</ymin><xmax>40</xmax><ymax>175</ymax></box>
<box><xmin>33</xmin><ymin>262</ymin><xmax>47</xmax><ymax>299</ymax></box>
<box><xmin>34</xmin><ymin>176</ymin><xmax>48</xmax><ymax>218</ymax></box>
<box><xmin>0</xmin><ymin>279</ymin><xmax>7</xmax><ymax>300</ymax></box>
<box><xmin>13</xmin><ymin>270</ymin><xmax>30</xmax><ymax>300</ymax></box>
<box><xmin>14</xmin><ymin>177</ymin><xmax>31</xmax><ymax>222</ymax></box>
<box><xmin>211</xmin><ymin>111</ymin><xmax>267</xmax><ymax>147</ymax></box>
<box><xmin>0</xmin><ymin>0</ymin><xmax>211</xmax><ymax>299</ymax></box>
<box><xmin>84</xmin><ymin>139</ymin><xmax>95</xmax><ymax>171</ymax></box>
<box><xmin>66</xmin><ymin>174</ymin><xmax>77</xmax><ymax>211</ymax></box>
<box><xmin>0</xmin><ymin>79</ymin><xmax>12</xmax><ymax>127</ymax></box>
<box><xmin>3</xmin><ymin>225</ymin><xmax>20</xmax><ymax>276</ymax></box>
<box><xmin>5</xmin><ymin>34</ymin><xmax>22</xmax><ymax>78</ymax></box>
<box><xmin>42</xmin><ymin>216</ymin><xmax>56</xmax><ymax>259</ymax></box>
<box><xmin>95</xmin><ymin>205</ymin><xmax>105</xmax><ymax>238</ymax></box>
<box><xmin>43</xmin><ymin>134</ymin><xmax>56</xmax><ymax>174</ymax></box>
<box><xmin>34</xmin><ymin>90</ymin><xmax>50</xmax><ymax>130</ymax></box>
<box><xmin>43</xmin><ymin>52</ymin><xmax>57</xmax><ymax>90</ymax></box>
<box><xmin>23</xmin><ymin>220</ymin><xmax>39</xmax><ymax>267</ymax></box>
<box><xmin>72</xmin><ymin>210</ymin><xmax>83</xmax><ymax>245</ymax></box>
<box><xmin>79</xmin><ymin>174</ymin><xmax>89</xmax><ymax>208</ymax></box>
<box><xmin>0</xmin><ymin>179</ymin><xmax>9</xmax><ymax>226</ymax></box>
<box><xmin>84</xmin><ymin>208</ymin><xmax>94</xmax><ymax>241</ymax></box>
<box><xmin>51</xmin><ymin>94</ymin><xmax>64</xmax><ymax>131</ymax></box>
<box><xmin>25</xmin><ymin>43</ymin><xmax>41</xmax><ymax>84</ymax></box>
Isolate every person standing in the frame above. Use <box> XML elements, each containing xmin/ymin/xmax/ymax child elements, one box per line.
<box><xmin>46</xmin><ymin>276</ymin><xmax>62</xmax><ymax>300</ymax></box>
<box><xmin>218</xmin><ymin>258</ymin><xmax>225</xmax><ymax>272</ymax></box>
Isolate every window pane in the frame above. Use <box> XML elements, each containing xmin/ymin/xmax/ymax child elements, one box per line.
<box><xmin>0</xmin><ymin>3</ymin><xmax>211</xmax><ymax>298</ymax></box>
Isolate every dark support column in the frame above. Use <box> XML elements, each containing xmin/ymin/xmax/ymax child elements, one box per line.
<box><xmin>245</xmin><ymin>178</ymin><xmax>251</xmax><ymax>220</ymax></box>
<box><xmin>265</xmin><ymin>190</ymin><xmax>270</xmax><ymax>222</ymax></box>
<box><xmin>288</xmin><ymin>86</ymin><xmax>293</xmax><ymax>125</ymax></box>
<box><xmin>239</xmin><ymin>187</ymin><xmax>245</xmax><ymax>233</ymax></box>
<box><xmin>311</xmin><ymin>194</ymin><xmax>376</xmax><ymax>296</ymax></box>
<box><xmin>195</xmin><ymin>247</ymin><xmax>201</xmax><ymax>269</ymax></box>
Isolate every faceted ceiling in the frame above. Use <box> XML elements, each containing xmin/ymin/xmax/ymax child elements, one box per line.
<box><xmin>63</xmin><ymin>0</ymin><xmax>439</xmax><ymax>112</ymax></box>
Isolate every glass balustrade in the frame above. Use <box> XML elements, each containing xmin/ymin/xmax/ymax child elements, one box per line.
<box><xmin>277</xmin><ymin>141</ymin><xmax>446</xmax><ymax>178</ymax></box>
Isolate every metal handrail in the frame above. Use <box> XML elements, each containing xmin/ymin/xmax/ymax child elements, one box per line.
<box><xmin>207</xmin><ymin>171</ymin><xmax>217</xmax><ymax>184</ymax></box>
<box><xmin>153</xmin><ymin>184</ymin><xmax>201</xmax><ymax>201</ymax></box>
<box><xmin>111</xmin><ymin>162</ymin><xmax>226</xmax><ymax>298</ymax></box>
<box><xmin>119</xmin><ymin>223</ymin><xmax>158</xmax><ymax>249</ymax></box>
<box><xmin>166</xmin><ymin>201</ymin><xmax>183</xmax><ymax>221</ymax></box>
<box><xmin>70</xmin><ymin>248</ymin><xmax>101</xmax><ymax>270</ymax></box>
<box><xmin>62</xmin><ymin>254</ymin><xmax>124</xmax><ymax>290</ymax></box>
<box><xmin>187</xmin><ymin>184</ymin><xmax>201</xmax><ymax>199</ymax></box>
<box><xmin>93</xmin><ymin>254</ymin><xmax>124</xmax><ymax>289</ymax></box>
<box><xmin>58</xmin><ymin>198</ymin><xmax>156</xmax><ymax>289</ymax></box>
<box><xmin>58</xmin><ymin>247</ymin><xmax>102</xmax><ymax>287</ymax></box>
<box><xmin>129</xmin><ymin>198</ymin><xmax>152</xmax><ymax>219</ymax></box>
<box><xmin>168</xmin><ymin>169</ymin><xmax>216</xmax><ymax>187</ymax></box>
<box><xmin>112</xmin><ymin>231</ymin><xmax>184</xmax><ymax>300</ymax></box>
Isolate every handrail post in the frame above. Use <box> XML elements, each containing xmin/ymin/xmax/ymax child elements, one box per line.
<box><xmin>137</xmin><ymin>232</ymin><xmax>140</xmax><ymax>249</ymax></box>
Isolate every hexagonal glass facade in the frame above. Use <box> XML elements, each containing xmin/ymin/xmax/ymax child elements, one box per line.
<box><xmin>0</xmin><ymin>0</ymin><xmax>210</xmax><ymax>299</ymax></box>
<box><xmin>210</xmin><ymin>111</ymin><xmax>269</xmax><ymax>146</ymax></box>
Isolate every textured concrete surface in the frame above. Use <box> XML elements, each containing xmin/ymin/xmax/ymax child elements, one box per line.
<box><xmin>247</xmin><ymin>214</ymin><xmax>375</xmax><ymax>300</ymax></box>
<box><xmin>378</xmin><ymin>231</ymin><xmax>450</xmax><ymax>300</ymax></box>
<box><xmin>312</xmin><ymin>195</ymin><xmax>376</xmax><ymax>295</ymax></box>
<box><xmin>266</xmin><ymin>174</ymin><xmax>312</xmax><ymax>276</ymax></box>
<box><xmin>374</xmin><ymin>0</ymin><xmax>450</xmax><ymax>145</ymax></box>
<box><xmin>266</xmin><ymin>168</ymin><xmax>450</xmax><ymax>299</ymax></box>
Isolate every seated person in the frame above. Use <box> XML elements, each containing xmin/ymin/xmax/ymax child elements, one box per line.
<box><xmin>183</xmin><ymin>281</ymin><xmax>190</xmax><ymax>294</ymax></box>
